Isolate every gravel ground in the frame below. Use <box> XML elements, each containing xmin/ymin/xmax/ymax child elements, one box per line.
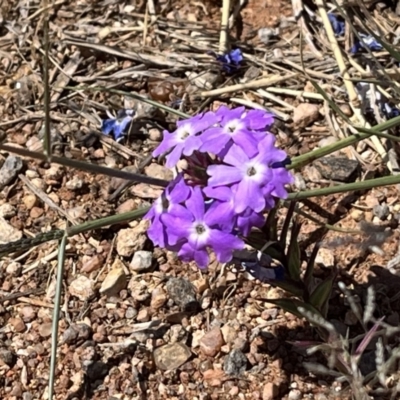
<box><xmin>2</xmin><ymin>0</ymin><xmax>400</xmax><ymax>399</ymax></box>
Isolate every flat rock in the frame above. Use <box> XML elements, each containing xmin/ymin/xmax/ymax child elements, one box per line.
<box><xmin>69</xmin><ymin>275</ymin><xmax>95</xmax><ymax>301</ymax></box>
<box><xmin>144</xmin><ymin>163</ymin><xmax>173</xmax><ymax>181</ymax></box>
<box><xmin>313</xmin><ymin>157</ymin><xmax>359</xmax><ymax>182</ymax></box>
<box><xmin>0</xmin><ymin>155</ymin><xmax>23</xmax><ymax>191</ymax></box>
<box><xmin>100</xmin><ymin>259</ymin><xmax>127</xmax><ymax>296</ymax></box>
<box><xmin>130</xmin><ymin>183</ymin><xmax>163</xmax><ymax>199</ymax></box>
<box><xmin>0</xmin><ymin>217</ymin><xmax>22</xmax><ymax>245</ymax></box>
<box><xmin>153</xmin><ymin>342</ymin><xmax>192</xmax><ymax>370</ymax></box>
<box><xmin>116</xmin><ymin>220</ymin><xmax>148</xmax><ymax>257</ymax></box>
<box><xmin>166</xmin><ymin>277</ymin><xmax>200</xmax><ymax>312</ymax></box>
<box><xmin>199</xmin><ymin>328</ymin><xmax>224</xmax><ymax>357</ymax></box>
<box><xmin>292</xmin><ymin>103</ymin><xmax>320</xmax><ymax>128</ymax></box>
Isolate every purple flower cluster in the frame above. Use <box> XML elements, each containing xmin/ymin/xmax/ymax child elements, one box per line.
<box><xmin>146</xmin><ymin>106</ymin><xmax>293</xmax><ymax>268</ymax></box>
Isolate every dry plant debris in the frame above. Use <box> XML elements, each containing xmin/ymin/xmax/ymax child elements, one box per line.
<box><xmin>2</xmin><ymin>0</ymin><xmax>400</xmax><ymax>399</ymax></box>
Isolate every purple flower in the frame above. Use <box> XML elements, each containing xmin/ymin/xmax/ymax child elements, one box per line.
<box><xmin>236</xmin><ymin>208</ymin><xmax>265</xmax><ymax>236</ymax></box>
<box><xmin>207</xmin><ymin>135</ymin><xmax>289</xmax><ymax>213</ymax></box>
<box><xmin>153</xmin><ymin>112</ymin><xmax>217</xmax><ymax>168</ymax></box>
<box><xmin>101</xmin><ymin>109</ymin><xmax>135</xmax><ymax>142</ymax></box>
<box><xmin>161</xmin><ymin>187</ymin><xmax>244</xmax><ymax>268</ymax></box>
<box><xmin>204</xmin><ymin>186</ymin><xmax>265</xmax><ymax>236</ymax></box>
<box><xmin>145</xmin><ymin>174</ymin><xmax>191</xmax><ymax>248</ymax></box>
<box><xmin>242</xmin><ymin>109</ymin><xmax>275</xmax><ymax>130</ymax></box>
<box><xmin>200</xmin><ymin>106</ymin><xmax>267</xmax><ymax>157</ymax></box>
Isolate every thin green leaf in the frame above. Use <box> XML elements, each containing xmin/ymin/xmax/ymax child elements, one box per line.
<box><xmin>309</xmin><ymin>272</ymin><xmax>336</xmax><ymax>316</ymax></box>
<box><xmin>263</xmin><ymin>206</ymin><xmax>278</xmax><ymax>242</ymax></box>
<box><xmin>48</xmin><ymin>233</ymin><xmax>68</xmax><ymax>400</ymax></box>
<box><xmin>261</xmin><ymin>298</ymin><xmax>322</xmax><ymax>320</ymax></box>
<box><xmin>42</xmin><ymin>5</ymin><xmax>51</xmax><ymax>162</ymax></box>
<box><xmin>268</xmin><ymin>278</ymin><xmax>305</xmax><ymax>298</ymax></box>
<box><xmin>290</xmin><ymin>114</ymin><xmax>400</xmax><ymax>170</ymax></box>
<box><xmin>310</xmin><ymin>80</ymin><xmax>351</xmax><ymax>122</ymax></box>
<box><xmin>303</xmin><ymin>242</ymin><xmax>321</xmax><ymax>297</ymax></box>
<box><xmin>287</xmin><ymin>173</ymin><xmax>400</xmax><ymax>201</ymax></box>
<box><xmin>65</xmin><ymin>85</ymin><xmax>190</xmax><ymax>119</ymax></box>
<box><xmin>279</xmin><ymin>200</ymin><xmax>296</xmax><ymax>249</ymax></box>
<box><xmin>0</xmin><ymin>207</ymin><xmax>150</xmax><ymax>258</ymax></box>
<box><xmin>0</xmin><ymin>144</ymin><xmax>169</xmax><ymax>188</ymax></box>
<box><xmin>286</xmin><ymin>222</ymin><xmax>302</xmax><ymax>281</ymax></box>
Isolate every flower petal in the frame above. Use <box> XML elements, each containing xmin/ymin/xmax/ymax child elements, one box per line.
<box><xmin>185</xmin><ymin>187</ymin><xmax>205</xmax><ymax>221</ymax></box>
<box><xmin>234</xmin><ymin>179</ymin><xmax>265</xmax><ymax>213</ymax></box>
<box><xmin>207</xmin><ymin>165</ymin><xmax>243</xmax><ymax>187</ymax></box>
<box><xmin>207</xmin><ymin>229</ymin><xmax>244</xmax><ymax>262</ymax></box>
<box><xmin>178</xmin><ymin>242</ymin><xmax>210</xmax><ymax>268</ymax></box>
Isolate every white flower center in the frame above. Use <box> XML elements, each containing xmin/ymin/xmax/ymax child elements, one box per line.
<box><xmin>177</xmin><ymin>124</ymin><xmax>193</xmax><ymax>141</ymax></box>
<box><xmin>189</xmin><ymin>222</ymin><xmax>210</xmax><ymax>246</ymax></box>
<box><xmin>224</xmin><ymin>119</ymin><xmax>242</xmax><ymax>135</ymax></box>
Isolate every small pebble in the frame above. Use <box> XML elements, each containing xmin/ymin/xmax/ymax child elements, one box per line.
<box><xmin>69</xmin><ymin>275</ymin><xmax>95</xmax><ymax>301</ymax></box>
<box><xmin>350</xmin><ymin>209</ymin><xmax>364</xmax><ymax>222</ymax></box>
<box><xmin>23</xmin><ymin>194</ymin><xmax>38</xmax><ymax>210</ymax></box>
<box><xmin>0</xmin><ymin>217</ymin><xmax>22</xmax><ymax>244</ymax></box>
<box><xmin>293</xmin><ymin>103</ymin><xmax>320</xmax><ymax>128</ymax></box>
<box><xmin>6</xmin><ymin>262</ymin><xmax>22</xmax><ymax>277</ymax></box>
<box><xmin>38</xmin><ymin>322</ymin><xmax>53</xmax><ymax>338</ymax></box>
<box><xmin>224</xmin><ymin>349</ymin><xmax>248</xmax><ymax>375</ymax></box>
<box><xmin>153</xmin><ymin>342</ymin><xmax>192</xmax><ymax>370</ymax></box>
<box><xmin>149</xmin><ymin>128</ymin><xmax>162</xmax><ymax>141</ymax></box>
<box><xmin>313</xmin><ymin>157</ymin><xmax>359</xmax><ymax>182</ymax></box>
<box><xmin>151</xmin><ymin>287</ymin><xmax>167</xmax><ymax>309</ymax></box>
<box><xmin>116</xmin><ymin>221</ymin><xmax>148</xmax><ymax>257</ymax></box>
<box><xmin>130</xmin><ymin>250</ymin><xmax>153</xmax><ymax>272</ymax></box>
<box><xmin>66</xmin><ymin>176</ymin><xmax>83</xmax><ymax>190</ymax></box>
<box><xmin>0</xmin><ymin>155</ymin><xmax>23</xmax><ymax>191</ymax></box>
<box><xmin>373</xmin><ymin>203</ymin><xmax>390</xmax><ymax>220</ymax></box>
<box><xmin>9</xmin><ymin>317</ymin><xmax>26</xmax><ymax>333</ymax></box>
<box><xmin>200</xmin><ymin>328</ymin><xmax>224</xmax><ymax>357</ymax></box>
<box><xmin>99</xmin><ymin>261</ymin><xmax>127</xmax><ymax>296</ymax></box>
<box><xmin>166</xmin><ymin>277</ymin><xmax>200</xmax><ymax>312</ymax></box>
<box><xmin>0</xmin><ymin>348</ymin><xmax>15</xmax><ymax>366</ymax></box>
<box><xmin>263</xmin><ymin>382</ymin><xmax>278</xmax><ymax>400</ymax></box>
<box><xmin>0</xmin><ymin>203</ymin><xmax>16</xmax><ymax>218</ymax></box>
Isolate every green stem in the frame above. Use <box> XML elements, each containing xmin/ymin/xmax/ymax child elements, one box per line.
<box><xmin>67</xmin><ymin>207</ymin><xmax>150</xmax><ymax>236</ymax></box>
<box><xmin>288</xmin><ymin>174</ymin><xmax>400</xmax><ymax>201</ymax></box>
<box><xmin>289</xmin><ymin>114</ymin><xmax>400</xmax><ymax>170</ymax></box>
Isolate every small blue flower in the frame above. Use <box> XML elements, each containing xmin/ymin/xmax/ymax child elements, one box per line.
<box><xmin>101</xmin><ymin>109</ymin><xmax>135</xmax><ymax>142</ymax></box>
<box><xmin>229</xmin><ymin>49</ymin><xmax>243</xmax><ymax>65</ymax></box>
<box><xmin>328</xmin><ymin>14</ymin><xmax>345</xmax><ymax>37</ymax></box>
<box><xmin>213</xmin><ymin>48</ymin><xmax>243</xmax><ymax>74</ymax></box>
<box><xmin>381</xmin><ymin>102</ymin><xmax>400</xmax><ymax>120</ymax></box>
<box><xmin>350</xmin><ymin>34</ymin><xmax>383</xmax><ymax>54</ymax></box>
